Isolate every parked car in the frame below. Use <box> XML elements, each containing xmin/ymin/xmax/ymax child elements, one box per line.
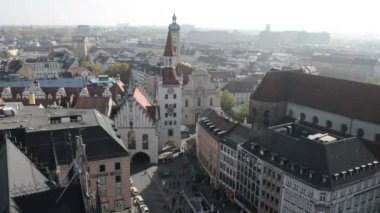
<box><xmin>139</xmin><ymin>204</ymin><xmax>150</xmax><ymax>213</ymax></box>
<box><xmin>130</xmin><ymin>186</ymin><xmax>139</xmax><ymax>196</ymax></box>
<box><xmin>181</xmin><ymin>125</ymin><xmax>190</xmax><ymax>133</ymax></box>
<box><xmin>135</xmin><ymin>195</ymin><xmax>144</xmax><ymax>205</ymax></box>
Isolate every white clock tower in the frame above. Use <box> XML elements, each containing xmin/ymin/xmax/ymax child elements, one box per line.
<box><xmin>157</xmin><ymin>30</ymin><xmax>182</xmax><ymax>150</ymax></box>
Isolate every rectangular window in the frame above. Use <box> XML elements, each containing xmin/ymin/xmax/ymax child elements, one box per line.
<box><xmin>115</xmin><ymin>162</ymin><xmax>121</xmax><ymax>171</ymax></box>
<box><xmin>165</xmin><ymin>94</ymin><xmax>168</xmax><ymax>99</ymax></box>
<box><xmin>173</xmin><ymin>94</ymin><xmax>177</xmax><ymax>99</ymax></box>
<box><xmin>165</xmin><ymin>104</ymin><xmax>168</xmax><ymax>108</ymax></box>
<box><xmin>168</xmin><ymin>129</ymin><xmax>173</xmax><ymax>137</ymax></box>
<box><xmin>165</xmin><ymin>113</ymin><xmax>168</xmax><ymax>118</ymax></box>
<box><xmin>99</xmin><ymin>176</ymin><xmax>107</xmax><ymax>185</ymax></box>
<box><xmin>115</xmin><ymin>200</ymin><xmax>124</xmax><ymax>211</ymax></box>
<box><xmin>100</xmin><ymin>164</ymin><xmax>105</xmax><ymax>173</ymax></box>
<box><xmin>115</xmin><ymin>175</ymin><xmax>121</xmax><ymax>183</ymax></box>
<box><xmin>174</xmin><ymin>104</ymin><xmax>176</xmax><ymax>108</ymax></box>
<box><xmin>173</xmin><ymin>113</ymin><xmax>177</xmax><ymax>117</ymax></box>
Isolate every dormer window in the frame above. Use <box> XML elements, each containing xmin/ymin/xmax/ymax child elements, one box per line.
<box><xmin>333</xmin><ymin>173</ymin><xmax>339</xmax><ymax>180</ymax></box>
<box><xmin>290</xmin><ymin>164</ymin><xmax>295</xmax><ymax>171</ymax></box>
<box><xmin>309</xmin><ymin>171</ymin><xmax>314</xmax><ymax>179</ymax></box>
<box><xmin>322</xmin><ymin>175</ymin><xmax>328</xmax><ymax>183</ymax></box>
<box><xmin>341</xmin><ymin>171</ymin><xmax>347</xmax><ymax>179</ymax></box>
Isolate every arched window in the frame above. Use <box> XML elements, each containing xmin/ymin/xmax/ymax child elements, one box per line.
<box><xmin>312</xmin><ymin>116</ymin><xmax>319</xmax><ymax>125</ymax></box>
<box><xmin>357</xmin><ymin>128</ymin><xmax>364</xmax><ymax>138</ymax></box>
<box><xmin>185</xmin><ymin>99</ymin><xmax>188</xmax><ymax>107</ymax></box>
<box><xmin>326</xmin><ymin>120</ymin><xmax>332</xmax><ymax>128</ymax></box>
<box><xmin>142</xmin><ymin>134</ymin><xmax>149</xmax><ymax>149</ymax></box>
<box><xmin>210</xmin><ymin>98</ymin><xmax>213</xmax><ymax>107</ymax></box>
<box><xmin>168</xmin><ymin>58</ymin><xmax>172</xmax><ymax>66</ymax></box>
<box><xmin>128</xmin><ymin>130</ymin><xmax>136</xmax><ymax>149</ymax></box>
<box><xmin>300</xmin><ymin>113</ymin><xmax>306</xmax><ymax>121</ymax></box>
<box><xmin>341</xmin><ymin>124</ymin><xmax>348</xmax><ymax>133</ymax></box>
<box><xmin>198</xmin><ymin>98</ymin><xmax>201</xmax><ymax>107</ymax></box>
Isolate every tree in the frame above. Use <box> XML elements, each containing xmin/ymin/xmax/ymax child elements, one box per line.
<box><xmin>234</xmin><ymin>103</ymin><xmax>249</xmax><ymax>122</ymax></box>
<box><xmin>105</xmin><ymin>63</ymin><xmax>131</xmax><ymax>84</ymax></box>
<box><xmin>81</xmin><ymin>61</ymin><xmax>102</xmax><ymax>76</ymax></box>
<box><xmin>220</xmin><ymin>90</ymin><xmax>237</xmax><ymax>112</ymax></box>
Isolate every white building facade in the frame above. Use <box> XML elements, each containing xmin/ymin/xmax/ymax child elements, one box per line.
<box><xmin>114</xmin><ymin>87</ymin><xmax>159</xmax><ymax>164</ymax></box>
<box><xmin>182</xmin><ymin>68</ymin><xmax>220</xmax><ymax>125</ymax></box>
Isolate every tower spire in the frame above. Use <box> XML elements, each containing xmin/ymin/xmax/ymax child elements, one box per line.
<box><xmin>163</xmin><ymin>31</ymin><xmax>174</xmax><ymax>57</ymax></box>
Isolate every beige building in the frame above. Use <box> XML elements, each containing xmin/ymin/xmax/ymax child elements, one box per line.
<box><xmin>182</xmin><ymin>68</ymin><xmax>220</xmax><ymax>125</ymax></box>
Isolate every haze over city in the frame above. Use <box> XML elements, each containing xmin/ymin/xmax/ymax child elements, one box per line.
<box><xmin>2</xmin><ymin>0</ymin><xmax>380</xmax><ymax>34</ymax></box>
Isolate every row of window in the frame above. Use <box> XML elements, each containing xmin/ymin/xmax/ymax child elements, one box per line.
<box><xmin>296</xmin><ymin>111</ymin><xmax>380</xmax><ymax>141</ymax></box>
<box><xmin>127</xmin><ymin>132</ymin><xmax>149</xmax><ymax>149</ymax></box>
<box><xmin>164</xmin><ymin>120</ymin><xmax>177</xmax><ymax>126</ymax></box>
<box><xmin>164</xmin><ymin>93</ymin><xmax>177</xmax><ymax>99</ymax></box>
<box><xmin>185</xmin><ymin>98</ymin><xmax>214</xmax><ymax>108</ymax></box>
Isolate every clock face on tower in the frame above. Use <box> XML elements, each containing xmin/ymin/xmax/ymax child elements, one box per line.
<box><xmin>166</xmin><ymin>104</ymin><xmax>175</xmax><ymax>115</ymax></box>
<box><xmin>168</xmin><ymin>88</ymin><xmax>174</xmax><ymax>94</ymax></box>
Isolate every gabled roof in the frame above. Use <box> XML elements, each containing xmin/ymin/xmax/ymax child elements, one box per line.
<box><xmin>163</xmin><ymin>31</ymin><xmax>175</xmax><ymax>57</ymax></box>
<box><xmin>75</xmin><ymin>96</ymin><xmax>112</xmax><ymax>115</ymax></box>
<box><xmin>222</xmin><ymin>80</ymin><xmax>258</xmax><ymax>93</ymax></box>
<box><xmin>0</xmin><ymin>137</ymin><xmax>50</xmax><ymax>212</ymax></box>
<box><xmin>201</xmin><ymin>108</ymin><xmax>236</xmax><ymax>132</ymax></box>
<box><xmin>252</xmin><ymin>71</ymin><xmax>380</xmax><ymax>124</ymax></box>
<box><xmin>133</xmin><ymin>87</ymin><xmax>151</xmax><ymax>109</ymax></box>
<box><xmin>0</xmin><ymin>79</ymin><xmax>85</xmax><ymax>88</ymax></box>
<box><xmin>162</xmin><ymin>67</ymin><xmax>179</xmax><ymax>85</ymax></box>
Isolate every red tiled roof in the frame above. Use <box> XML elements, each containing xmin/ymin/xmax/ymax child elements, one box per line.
<box><xmin>74</xmin><ymin>96</ymin><xmax>111</xmax><ymax>115</ymax></box>
<box><xmin>87</xmin><ymin>87</ymin><xmax>105</xmax><ymax>97</ymax></box>
<box><xmin>163</xmin><ymin>31</ymin><xmax>174</xmax><ymax>57</ymax></box>
<box><xmin>176</xmin><ymin>63</ymin><xmax>194</xmax><ymax>85</ymax></box>
<box><xmin>4</xmin><ymin>98</ymin><xmax>57</xmax><ymax>107</ymax></box>
<box><xmin>162</xmin><ymin>68</ymin><xmax>179</xmax><ymax>85</ymax></box>
<box><xmin>252</xmin><ymin>71</ymin><xmax>380</xmax><ymax>124</ymax></box>
<box><xmin>133</xmin><ymin>87</ymin><xmax>151</xmax><ymax>109</ymax></box>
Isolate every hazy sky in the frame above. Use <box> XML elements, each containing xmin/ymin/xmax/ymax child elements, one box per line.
<box><xmin>2</xmin><ymin>0</ymin><xmax>380</xmax><ymax>33</ymax></box>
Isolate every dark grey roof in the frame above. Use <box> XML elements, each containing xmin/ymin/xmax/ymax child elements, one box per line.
<box><xmin>241</xmin><ymin>123</ymin><xmax>379</xmax><ymax>189</ymax></box>
<box><xmin>0</xmin><ymin>137</ymin><xmax>51</xmax><ymax>213</ymax></box>
<box><xmin>14</xmin><ymin>184</ymin><xmax>85</xmax><ymax>213</ymax></box>
<box><xmin>0</xmin><ymin>106</ymin><xmax>128</xmax><ymax>166</ymax></box>
<box><xmin>221</xmin><ymin>124</ymin><xmax>254</xmax><ymax>149</ymax></box>
<box><xmin>222</xmin><ymin>80</ymin><xmax>258</xmax><ymax>93</ymax></box>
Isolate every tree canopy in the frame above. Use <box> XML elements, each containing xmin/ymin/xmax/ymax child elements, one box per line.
<box><xmin>220</xmin><ymin>90</ymin><xmax>237</xmax><ymax>112</ymax></box>
<box><xmin>105</xmin><ymin>63</ymin><xmax>131</xmax><ymax>84</ymax></box>
<box><xmin>234</xmin><ymin>103</ymin><xmax>249</xmax><ymax>122</ymax></box>
<box><xmin>81</xmin><ymin>61</ymin><xmax>102</xmax><ymax>76</ymax></box>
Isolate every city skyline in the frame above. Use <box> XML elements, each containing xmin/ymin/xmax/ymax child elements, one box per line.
<box><xmin>1</xmin><ymin>0</ymin><xmax>380</xmax><ymax>34</ymax></box>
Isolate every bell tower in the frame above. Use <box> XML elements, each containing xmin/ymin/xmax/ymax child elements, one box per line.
<box><xmin>168</xmin><ymin>13</ymin><xmax>181</xmax><ymax>59</ymax></box>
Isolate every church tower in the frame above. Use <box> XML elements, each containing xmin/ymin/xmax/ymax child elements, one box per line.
<box><xmin>168</xmin><ymin>13</ymin><xmax>181</xmax><ymax>59</ymax></box>
<box><xmin>157</xmin><ymin>28</ymin><xmax>182</xmax><ymax>150</ymax></box>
